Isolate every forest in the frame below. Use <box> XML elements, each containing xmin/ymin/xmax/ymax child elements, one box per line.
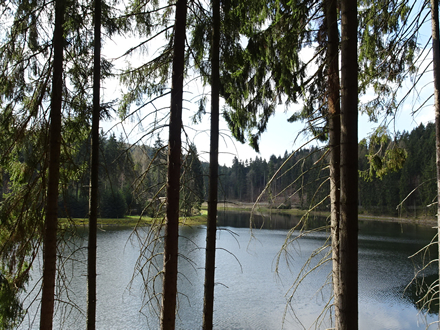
<box><xmin>55</xmin><ymin>122</ymin><xmax>437</xmax><ymax>220</ymax></box>
<box><xmin>218</xmin><ymin>122</ymin><xmax>437</xmax><ymax>217</ymax></box>
<box><xmin>1</xmin><ymin>0</ymin><xmax>440</xmax><ymax>330</ymax></box>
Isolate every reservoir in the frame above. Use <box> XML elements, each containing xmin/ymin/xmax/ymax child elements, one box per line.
<box><xmin>19</xmin><ymin>211</ymin><xmax>438</xmax><ymax>329</ymax></box>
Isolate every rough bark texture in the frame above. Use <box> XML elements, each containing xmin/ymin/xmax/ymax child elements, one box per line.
<box><xmin>160</xmin><ymin>0</ymin><xmax>187</xmax><ymax>328</ymax></box>
<box><xmin>338</xmin><ymin>0</ymin><xmax>358</xmax><ymax>329</ymax></box>
<box><xmin>202</xmin><ymin>0</ymin><xmax>220</xmax><ymax>328</ymax></box>
<box><xmin>87</xmin><ymin>0</ymin><xmax>101</xmax><ymax>328</ymax></box>
<box><xmin>430</xmin><ymin>1</ymin><xmax>440</xmax><ymax>326</ymax></box>
<box><xmin>40</xmin><ymin>0</ymin><xmax>65</xmax><ymax>328</ymax></box>
<box><xmin>325</xmin><ymin>0</ymin><xmax>341</xmax><ymax>327</ymax></box>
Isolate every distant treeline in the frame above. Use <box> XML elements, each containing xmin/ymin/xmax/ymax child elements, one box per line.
<box><xmin>216</xmin><ymin>123</ymin><xmax>436</xmax><ymax>217</ymax></box>
<box><xmin>358</xmin><ymin>123</ymin><xmax>436</xmax><ymax>217</ymax></box>
<box><xmin>54</xmin><ymin>123</ymin><xmax>436</xmax><ymax>218</ymax></box>
<box><xmin>57</xmin><ymin>133</ymin><xmax>204</xmax><ymax>218</ymax></box>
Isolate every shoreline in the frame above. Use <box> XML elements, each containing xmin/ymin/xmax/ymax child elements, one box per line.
<box><xmin>214</xmin><ymin>202</ymin><xmax>438</xmax><ymax>228</ymax></box>
<box><xmin>62</xmin><ymin>203</ymin><xmax>437</xmax><ymax>228</ymax></box>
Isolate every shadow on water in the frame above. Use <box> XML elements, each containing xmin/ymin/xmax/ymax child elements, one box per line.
<box><xmin>403</xmin><ymin>273</ymin><xmax>439</xmax><ymax>315</ymax></box>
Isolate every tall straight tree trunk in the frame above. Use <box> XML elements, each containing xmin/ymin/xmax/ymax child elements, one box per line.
<box><xmin>430</xmin><ymin>0</ymin><xmax>440</xmax><ymax>325</ymax></box>
<box><xmin>338</xmin><ymin>0</ymin><xmax>358</xmax><ymax>329</ymax></box>
<box><xmin>202</xmin><ymin>0</ymin><xmax>220</xmax><ymax>328</ymax></box>
<box><xmin>87</xmin><ymin>0</ymin><xmax>101</xmax><ymax>329</ymax></box>
<box><xmin>160</xmin><ymin>0</ymin><xmax>187</xmax><ymax>328</ymax></box>
<box><xmin>325</xmin><ymin>0</ymin><xmax>341</xmax><ymax>327</ymax></box>
<box><xmin>40</xmin><ymin>0</ymin><xmax>65</xmax><ymax>329</ymax></box>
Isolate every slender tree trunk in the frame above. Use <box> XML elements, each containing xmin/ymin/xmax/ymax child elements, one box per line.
<box><xmin>202</xmin><ymin>0</ymin><xmax>220</xmax><ymax>328</ymax></box>
<box><xmin>40</xmin><ymin>0</ymin><xmax>65</xmax><ymax>329</ymax></box>
<box><xmin>160</xmin><ymin>0</ymin><xmax>187</xmax><ymax>328</ymax></box>
<box><xmin>325</xmin><ymin>0</ymin><xmax>341</xmax><ymax>327</ymax></box>
<box><xmin>338</xmin><ymin>1</ymin><xmax>358</xmax><ymax>329</ymax></box>
<box><xmin>87</xmin><ymin>0</ymin><xmax>101</xmax><ymax>329</ymax></box>
<box><xmin>430</xmin><ymin>1</ymin><xmax>440</xmax><ymax>327</ymax></box>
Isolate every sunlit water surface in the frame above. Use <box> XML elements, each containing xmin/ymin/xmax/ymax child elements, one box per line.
<box><xmin>19</xmin><ymin>212</ymin><xmax>438</xmax><ymax>329</ymax></box>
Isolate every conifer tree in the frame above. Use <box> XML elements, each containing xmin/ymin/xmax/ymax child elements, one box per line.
<box><xmin>338</xmin><ymin>1</ymin><xmax>358</xmax><ymax>328</ymax></box>
<box><xmin>0</xmin><ymin>1</ymin><xmax>52</xmax><ymax>319</ymax></box>
<box><xmin>430</xmin><ymin>0</ymin><xmax>440</xmax><ymax>321</ymax></box>
<box><xmin>202</xmin><ymin>0</ymin><xmax>220</xmax><ymax>327</ymax></box>
<box><xmin>181</xmin><ymin>144</ymin><xmax>204</xmax><ymax>216</ymax></box>
<box><xmin>0</xmin><ymin>0</ymin><xmax>117</xmax><ymax>326</ymax></box>
<box><xmin>40</xmin><ymin>0</ymin><xmax>66</xmax><ymax>328</ymax></box>
<box><xmin>87</xmin><ymin>0</ymin><xmax>102</xmax><ymax>328</ymax></box>
<box><xmin>160</xmin><ymin>0</ymin><xmax>188</xmax><ymax>328</ymax></box>
<box><xmin>218</xmin><ymin>1</ymin><xmax>418</xmax><ymax>328</ymax></box>
<box><xmin>324</xmin><ymin>0</ymin><xmax>341</xmax><ymax>324</ymax></box>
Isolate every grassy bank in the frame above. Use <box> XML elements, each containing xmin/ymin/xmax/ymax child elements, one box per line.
<box><xmin>60</xmin><ymin>210</ymin><xmax>209</xmax><ymax>228</ymax></box>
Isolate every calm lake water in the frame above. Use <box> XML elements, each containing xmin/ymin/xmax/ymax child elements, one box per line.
<box><xmin>19</xmin><ymin>211</ymin><xmax>439</xmax><ymax>329</ymax></box>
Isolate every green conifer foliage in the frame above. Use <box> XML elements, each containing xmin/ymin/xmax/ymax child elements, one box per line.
<box><xmin>181</xmin><ymin>144</ymin><xmax>204</xmax><ymax>216</ymax></box>
<box><xmin>0</xmin><ymin>0</ymin><xmax>118</xmax><ymax>326</ymax></box>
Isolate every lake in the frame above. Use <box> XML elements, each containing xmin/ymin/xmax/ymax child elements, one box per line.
<box><xmin>18</xmin><ymin>211</ymin><xmax>439</xmax><ymax>329</ymax></box>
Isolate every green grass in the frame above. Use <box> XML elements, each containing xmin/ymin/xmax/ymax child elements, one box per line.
<box><xmin>60</xmin><ymin>212</ymin><xmax>208</xmax><ymax>228</ymax></box>
<box><xmin>59</xmin><ymin>216</ymin><xmax>153</xmax><ymax>227</ymax></box>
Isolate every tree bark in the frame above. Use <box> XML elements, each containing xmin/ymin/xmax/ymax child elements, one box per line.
<box><xmin>338</xmin><ymin>0</ymin><xmax>358</xmax><ymax>329</ymax></box>
<box><xmin>87</xmin><ymin>0</ymin><xmax>101</xmax><ymax>328</ymax></box>
<box><xmin>160</xmin><ymin>0</ymin><xmax>187</xmax><ymax>328</ymax></box>
<box><xmin>202</xmin><ymin>0</ymin><xmax>220</xmax><ymax>328</ymax></box>
<box><xmin>430</xmin><ymin>0</ymin><xmax>440</xmax><ymax>326</ymax></box>
<box><xmin>40</xmin><ymin>0</ymin><xmax>65</xmax><ymax>329</ymax></box>
<box><xmin>325</xmin><ymin>0</ymin><xmax>341</xmax><ymax>327</ymax></box>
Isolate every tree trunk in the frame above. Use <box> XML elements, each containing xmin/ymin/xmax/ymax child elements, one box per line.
<box><xmin>325</xmin><ymin>0</ymin><xmax>341</xmax><ymax>327</ymax></box>
<box><xmin>39</xmin><ymin>0</ymin><xmax>65</xmax><ymax>329</ymax></box>
<box><xmin>338</xmin><ymin>0</ymin><xmax>358</xmax><ymax>329</ymax></box>
<box><xmin>202</xmin><ymin>0</ymin><xmax>220</xmax><ymax>328</ymax></box>
<box><xmin>430</xmin><ymin>0</ymin><xmax>440</xmax><ymax>326</ymax></box>
<box><xmin>160</xmin><ymin>0</ymin><xmax>187</xmax><ymax>328</ymax></box>
<box><xmin>87</xmin><ymin>0</ymin><xmax>101</xmax><ymax>328</ymax></box>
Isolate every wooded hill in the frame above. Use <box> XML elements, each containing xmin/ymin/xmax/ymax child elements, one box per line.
<box><xmin>56</xmin><ymin>122</ymin><xmax>436</xmax><ymax>219</ymax></box>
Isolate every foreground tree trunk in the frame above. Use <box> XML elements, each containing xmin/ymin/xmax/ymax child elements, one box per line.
<box><xmin>202</xmin><ymin>0</ymin><xmax>220</xmax><ymax>328</ymax></box>
<box><xmin>430</xmin><ymin>0</ymin><xmax>440</xmax><ymax>325</ymax></box>
<box><xmin>87</xmin><ymin>0</ymin><xmax>101</xmax><ymax>329</ymax></box>
<box><xmin>40</xmin><ymin>0</ymin><xmax>65</xmax><ymax>329</ymax></box>
<box><xmin>338</xmin><ymin>0</ymin><xmax>358</xmax><ymax>329</ymax></box>
<box><xmin>160</xmin><ymin>0</ymin><xmax>187</xmax><ymax>328</ymax></box>
<box><xmin>325</xmin><ymin>0</ymin><xmax>341</xmax><ymax>327</ymax></box>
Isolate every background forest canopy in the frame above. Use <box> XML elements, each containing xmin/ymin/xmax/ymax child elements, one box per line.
<box><xmin>49</xmin><ymin>122</ymin><xmax>436</xmax><ymax>219</ymax></box>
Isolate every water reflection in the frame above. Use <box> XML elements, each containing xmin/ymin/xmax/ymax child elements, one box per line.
<box><xmin>217</xmin><ymin>210</ymin><xmax>327</xmax><ymax>230</ymax></box>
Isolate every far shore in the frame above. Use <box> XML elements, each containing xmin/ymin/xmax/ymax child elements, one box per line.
<box><xmin>214</xmin><ymin>202</ymin><xmax>437</xmax><ymax>228</ymax></box>
<box><xmin>61</xmin><ymin>202</ymin><xmax>437</xmax><ymax>228</ymax></box>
